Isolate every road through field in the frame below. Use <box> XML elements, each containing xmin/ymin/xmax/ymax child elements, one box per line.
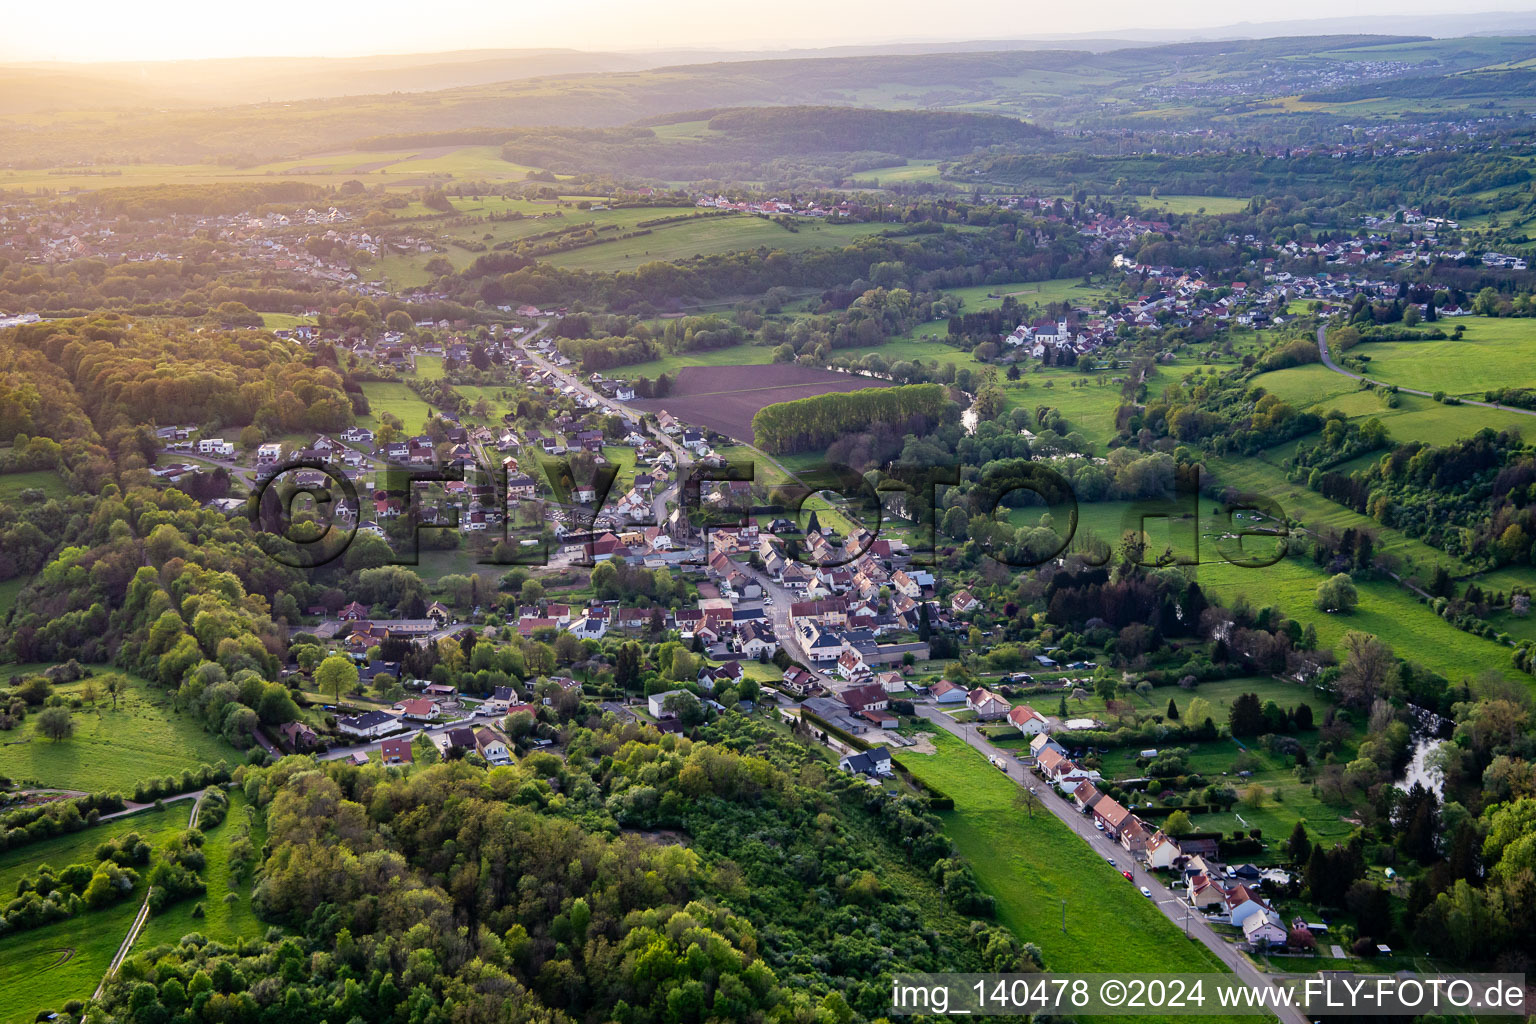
<box><xmin>1316</xmin><ymin>324</ymin><xmax>1536</xmax><ymax>418</ymax></box>
<box><xmin>916</xmin><ymin>706</ymin><xmax>1302</xmax><ymax>1024</ymax></box>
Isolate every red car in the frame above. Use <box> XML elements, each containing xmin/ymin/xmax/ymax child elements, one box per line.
<box><xmin>1122</xmin><ymin>871</ymin><xmax>1134</xmax><ymax>881</ymax></box>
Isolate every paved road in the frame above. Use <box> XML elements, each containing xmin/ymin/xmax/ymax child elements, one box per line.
<box><xmin>1316</xmin><ymin>324</ymin><xmax>1536</xmax><ymax>418</ymax></box>
<box><xmin>917</xmin><ymin>706</ymin><xmax>1305</xmax><ymax>1024</ymax></box>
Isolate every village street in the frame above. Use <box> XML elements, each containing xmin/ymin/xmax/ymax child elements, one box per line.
<box><xmin>916</xmin><ymin>705</ymin><xmax>1309</xmax><ymax>1024</ymax></box>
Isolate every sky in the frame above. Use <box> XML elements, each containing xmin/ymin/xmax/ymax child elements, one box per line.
<box><xmin>7</xmin><ymin>0</ymin><xmax>1536</xmax><ymax>62</ymax></box>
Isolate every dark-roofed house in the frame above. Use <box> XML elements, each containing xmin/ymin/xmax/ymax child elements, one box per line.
<box><xmin>445</xmin><ymin>726</ymin><xmax>478</xmax><ymax>752</ymax></box>
<box><xmin>337</xmin><ymin>710</ymin><xmax>399</xmax><ymax>740</ymax></box>
<box><xmin>839</xmin><ymin>746</ymin><xmax>894</xmax><ymax>778</ymax></box>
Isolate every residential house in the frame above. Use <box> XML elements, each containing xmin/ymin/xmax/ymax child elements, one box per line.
<box><xmin>484</xmin><ymin>686</ymin><xmax>518</xmax><ymax>714</ymax></box>
<box><xmin>1029</xmin><ymin>733</ymin><xmax>1067</xmax><ymax>759</ymax></box>
<box><xmin>840</xmin><ymin>684</ymin><xmax>888</xmax><ymax>717</ymax></box>
<box><xmin>1007</xmin><ymin>704</ymin><xmax>1049</xmax><ymax>736</ymax></box>
<box><xmin>393</xmin><ymin>698</ymin><xmax>440</xmax><ymax>722</ymax></box>
<box><xmin>1241</xmin><ymin>910</ymin><xmax>1288</xmax><ymax>947</ymax></box>
<box><xmin>278</xmin><ymin>720</ymin><xmax>318</xmax><ymax>751</ymax></box>
<box><xmin>930</xmin><ymin>679</ymin><xmax>968</xmax><ymax>704</ymax></box>
<box><xmin>950</xmin><ymin>589</ymin><xmax>980</xmax><ymax>615</ymax></box>
<box><xmin>1144</xmin><ymin>830</ymin><xmax>1182</xmax><ymax>870</ymax></box>
<box><xmin>836</xmin><ymin>648</ymin><xmax>871</xmax><ymax>682</ymax></box>
<box><xmin>337</xmin><ymin>710</ymin><xmax>400</xmax><ymax>740</ymax></box>
<box><xmin>1118</xmin><ymin>816</ymin><xmax>1152</xmax><ymax>856</ymax></box>
<box><xmin>475</xmin><ymin>728</ymin><xmax>512</xmax><ymax>765</ymax></box>
<box><xmin>779</xmin><ymin>666</ymin><xmax>817</xmax><ymax>696</ymax></box>
<box><xmin>1186</xmin><ymin>874</ymin><xmax>1228</xmax><ymax>910</ymax></box>
<box><xmin>966</xmin><ymin>687</ymin><xmax>1010</xmax><ymax>720</ymax></box>
<box><xmin>839</xmin><ymin>746</ymin><xmax>894</xmax><ymax>778</ymax></box>
<box><xmin>445</xmin><ymin>726</ymin><xmax>478</xmax><ymax>753</ymax></box>
<box><xmin>1091</xmin><ymin>795</ymin><xmax>1134</xmax><ymax>838</ymax></box>
<box><xmin>648</xmin><ymin>689</ymin><xmax>689</xmax><ymax>719</ymax></box>
<box><xmin>1039</xmin><ymin>749</ymin><xmax>1099</xmax><ymax>793</ymax></box>
<box><xmin>380</xmin><ymin>737</ymin><xmax>414</xmax><ymax>765</ymax></box>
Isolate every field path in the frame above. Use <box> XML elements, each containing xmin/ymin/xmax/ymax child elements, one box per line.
<box><xmin>92</xmin><ymin>789</ymin><xmax>206</xmax><ymax>1001</ymax></box>
<box><xmin>1316</xmin><ymin>324</ymin><xmax>1536</xmax><ymax>417</ymax></box>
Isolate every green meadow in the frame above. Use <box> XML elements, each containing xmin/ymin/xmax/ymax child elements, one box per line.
<box><xmin>900</xmin><ymin>731</ymin><xmax>1232</xmax><ymax>977</ymax></box>
<box><xmin>543</xmin><ymin>217</ymin><xmax>896</xmax><ymax>273</ymax></box>
<box><xmin>0</xmin><ymin>670</ymin><xmax>238</xmax><ymax>793</ymax></box>
<box><xmin>0</xmin><ymin>895</ymin><xmax>143</xmax><ymax>1024</ymax></box>
<box><xmin>0</xmin><ymin>804</ymin><xmax>182</xmax><ymax>898</ymax></box>
<box><xmin>0</xmin><ymin>470</ymin><xmax>68</xmax><ymax>501</ymax></box>
<box><xmin>360</xmin><ymin>381</ymin><xmax>437</xmax><ymax>432</ymax></box>
<box><xmin>1354</xmin><ymin>316</ymin><xmax>1536</xmax><ymax>396</ymax></box>
<box><xmin>611</xmin><ymin>341</ymin><xmax>778</xmax><ymax>379</ymax></box>
<box><xmin>136</xmin><ymin>790</ymin><xmax>269</xmax><ymax>948</ymax></box>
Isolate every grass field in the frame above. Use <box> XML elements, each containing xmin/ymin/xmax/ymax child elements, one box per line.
<box><xmin>0</xmin><ymin>671</ymin><xmax>238</xmax><ymax>793</ymax></box>
<box><xmin>359</xmin><ymin>381</ymin><xmax>436</xmax><ymax>433</ymax></box>
<box><xmin>0</xmin><ymin>892</ymin><xmax>143</xmax><ymax>1023</ymax></box>
<box><xmin>1356</xmin><ymin>316</ymin><xmax>1536</xmax><ymax>397</ymax></box>
<box><xmin>0</xmin><ymin>470</ymin><xmax>67</xmax><ymax>501</ymax></box>
<box><xmin>0</xmin><ymin>577</ymin><xmax>27</xmax><ymax>619</ymax></box>
<box><xmin>136</xmin><ymin>790</ymin><xmax>268</xmax><ymax>948</ymax></box>
<box><xmin>611</xmin><ymin>341</ymin><xmax>778</xmax><ymax>380</ymax></box>
<box><xmin>542</xmin><ymin>217</ymin><xmax>896</xmax><ymax>273</ymax></box>
<box><xmin>900</xmin><ymin>731</ymin><xmax>1232</xmax><ymax>977</ymax></box>
<box><xmin>1204</xmin><ymin>456</ymin><xmax>1471</xmax><ymax>575</ymax></box>
<box><xmin>1134</xmin><ymin>195</ymin><xmax>1252</xmax><ymax>215</ymax></box>
<box><xmin>257</xmin><ymin>312</ymin><xmax>316</xmax><ymax>331</ymax></box>
<box><xmin>1251</xmin><ymin>358</ymin><xmax>1533</xmax><ymax>445</ymax></box>
<box><xmin>1046</xmin><ymin>494</ymin><xmax>1525</xmax><ymax>688</ymax></box>
<box><xmin>0</xmin><ymin>804</ymin><xmax>180</xmax><ymax>899</ymax></box>
<box><xmin>1196</xmin><ymin>555</ymin><xmax>1529</xmax><ymax>688</ymax></box>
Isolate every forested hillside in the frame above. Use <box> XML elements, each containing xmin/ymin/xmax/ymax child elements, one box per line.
<box><xmin>89</xmin><ymin>718</ymin><xmax>1036</xmax><ymax>1023</ymax></box>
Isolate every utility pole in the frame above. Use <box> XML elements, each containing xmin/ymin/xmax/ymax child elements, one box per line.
<box><xmin>1061</xmin><ymin>899</ymin><xmax>1067</xmax><ymax>934</ymax></box>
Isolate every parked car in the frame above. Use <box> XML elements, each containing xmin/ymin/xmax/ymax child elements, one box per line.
<box><xmin>1122</xmin><ymin>871</ymin><xmax>1134</xmax><ymax>881</ymax></box>
<box><xmin>1094</xmin><ymin>820</ymin><xmax>1105</xmax><ymax>831</ymax></box>
<box><xmin>1105</xmin><ymin>857</ymin><xmax>1117</xmax><ymax>867</ymax></box>
<box><xmin>1140</xmin><ymin>887</ymin><xmax>1153</xmax><ymax>898</ymax></box>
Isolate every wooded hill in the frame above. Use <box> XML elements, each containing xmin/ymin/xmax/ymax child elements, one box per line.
<box><xmin>496</xmin><ymin>107</ymin><xmax>1047</xmax><ymax>180</ymax></box>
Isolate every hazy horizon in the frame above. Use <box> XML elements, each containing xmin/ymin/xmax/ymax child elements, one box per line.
<box><xmin>7</xmin><ymin>0</ymin><xmax>1536</xmax><ymax>63</ymax></box>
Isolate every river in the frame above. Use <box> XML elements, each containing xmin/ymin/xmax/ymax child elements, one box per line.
<box><xmin>1395</xmin><ymin>705</ymin><xmax>1450</xmax><ymax>799</ymax></box>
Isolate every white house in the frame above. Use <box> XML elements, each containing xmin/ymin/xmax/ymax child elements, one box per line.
<box><xmin>648</xmin><ymin>689</ymin><xmax>689</xmax><ymax>719</ymax></box>
<box><xmin>838</xmin><ymin>746</ymin><xmax>894</xmax><ymax>777</ymax></box>
<box><xmin>931</xmin><ymin>679</ymin><xmax>967</xmax><ymax>704</ymax></box>
<box><xmin>1241</xmin><ymin>910</ymin><xmax>1288</xmax><ymax>947</ymax></box>
<box><xmin>1144</xmin><ymin>830</ymin><xmax>1182</xmax><ymax>870</ymax></box>
<box><xmin>256</xmin><ymin>443</ymin><xmax>283</xmax><ymax>464</ymax></box>
<box><xmin>197</xmin><ymin>438</ymin><xmax>235</xmax><ymax>457</ymax></box>
<box><xmin>568</xmin><ymin>616</ymin><xmax>608</xmax><ymax>641</ymax></box>
<box><xmin>966</xmin><ymin>687</ymin><xmax>1010</xmax><ymax>720</ymax></box>
<box><xmin>336</xmin><ymin>710</ymin><xmax>401</xmax><ymax>740</ymax></box>
<box><xmin>1007</xmin><ymin>704</ymin><xmax>1049</xmax><ymax>736</ymax></box>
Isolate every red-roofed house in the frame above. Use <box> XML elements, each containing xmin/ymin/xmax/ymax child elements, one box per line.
<box><xmin>841</xmin><ymin>684</ymin><xmax>888</xmax><ymax>716</ymax></box>
<box><xmin>1007</xmin><ymin>704</ymin><xmax>1049</xmax><ymax>736</ymax></box>
<box><xmin>393</xmin><ymin>698</ymin><xmax>440</xmax><ymax>722</ymax></box>
<box><xmin>380</xmin><ymin>737</ymin><xmax>415</xmax><ymax>765</ymax></box>
<box><xmin>931</xmin><ymin>679</ymin><xmax>967</xmax><ymax>704</ymax></box>
<box><xmin>966</xmin><ymin>687</ymin><xmax>1009</xmax><ymax>720</ymax></box>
